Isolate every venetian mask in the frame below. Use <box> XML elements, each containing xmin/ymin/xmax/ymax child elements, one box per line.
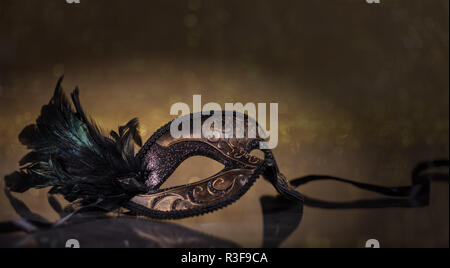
<box><xmin>5</xmin><ymin>77</ymin><xmax>303</xmax><ymax>220</ymax></box>
<box><xmin>5</xmin><ymin>77</ymin><xmax>444</xmax><ymax>224</ymax></box>
<box><xmin>126</xmin><ymin>112</ymin><xmax>303</xmax><ymax>219</ymax></box>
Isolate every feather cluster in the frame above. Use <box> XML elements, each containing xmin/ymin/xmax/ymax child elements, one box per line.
<box><xmin>5</xmin><ymin>77</ymin><xmax>146</xmax><ymax>210</ymax></box>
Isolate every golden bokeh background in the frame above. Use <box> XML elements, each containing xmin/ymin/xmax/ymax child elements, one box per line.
<box><xmin>0</xmin><ymin>0</ymin><xmax>448</xmax><ymax>247</ymax></box>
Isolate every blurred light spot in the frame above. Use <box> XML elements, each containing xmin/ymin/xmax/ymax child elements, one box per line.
<box><xmin>184</xmin><ymin>14</ymin><xmax>198</xmax><ymax>28</ymax></box>
<box><xmin>188</xmin><ymin>0</ymin><xmax>202</xmax><ymax>11</ymax></box>
<box><xmin>216</xmin><ymin>9</ymin><xmax>230</xmax><ymax>24</ymax></box>
<box><xmin>186</xmin><ymin>28</ymin><xmax>202</xmax><ymax>48</ymax></box>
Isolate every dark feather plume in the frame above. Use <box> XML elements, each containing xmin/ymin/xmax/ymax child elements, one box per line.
<box><xmin>5</xmin><ymin>77</ymin><xmax>147</xmax><ymax>210</ymax></box>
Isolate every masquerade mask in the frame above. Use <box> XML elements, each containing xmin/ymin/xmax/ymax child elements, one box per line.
<box><xmin>126</xmin><ymin>111</ymin><xmax>302</xmax><ymax>219</ymax></box>
<box><xmin>5</xmin><ymin>77</ymin><xmax>302</xmax><ymax>220</ymax></box>
<box><xmin>4</xmin><ymin>77</ymin><xmax>448</xmax><ymax>226</ymax></box>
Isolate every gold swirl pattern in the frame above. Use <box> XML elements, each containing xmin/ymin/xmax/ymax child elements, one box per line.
<box><xmin>131</xmin><ymin>169</ymin><xmax>255</xmax><ymax>213</ymax></box>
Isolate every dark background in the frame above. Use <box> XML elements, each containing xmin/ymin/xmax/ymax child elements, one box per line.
<box><xmin>0</xmin><ymin>0</ymin><xmax>448</xmax><ymax>247</ymax></box>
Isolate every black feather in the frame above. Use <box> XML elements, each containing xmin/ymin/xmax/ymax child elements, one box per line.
<box><xmin>4</xmin><ymin>77</ymin><xmax>147</xmax><ymax>211</ymax></box>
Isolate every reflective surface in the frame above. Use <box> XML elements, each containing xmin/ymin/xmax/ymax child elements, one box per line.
<box><xmin>0</xmin><ymin>0</ymin><xmax>448</xmax><ymax>247</ymax></box>
<box><xmin>0</xmin><ymin>190</ymin><xmax>302</xmax><ymax>248</ymax></box>
<box><xmin>0</xmin><ymin>161</ymin><xmax>448</xmax><ymax>248</ymax></box>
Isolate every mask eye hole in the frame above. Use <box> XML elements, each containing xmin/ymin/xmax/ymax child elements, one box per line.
<box><xmin>159</xmin><ymin>156</ymin><xmax>225</xmax><ymax>189</ymax></box>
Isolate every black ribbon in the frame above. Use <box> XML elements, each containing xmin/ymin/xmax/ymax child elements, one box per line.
<box><xmin>291</xmin><ymin>160</ymin><xmax>449</xmax><ymax>209</ymax></box>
